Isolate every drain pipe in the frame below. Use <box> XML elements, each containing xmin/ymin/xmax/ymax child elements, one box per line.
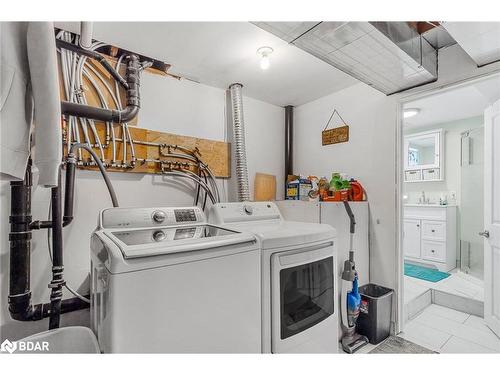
<box><xmin>8</xmin><ymin>160</ymin><xmax>42</xmax><ymax>321</ymax></box>
<box><xmin>57</xmin><ymin>39</ymin><xmax>140</xmax><ymax>123</ymax></box>
<box><xmin>8</xmin><ymin>37</ymin><xmax>135</xmax><ymax>328</ymax></box>
<box><xmin>8</xmin><ymin>161</ymin><xmax>91</xmax><ymax>322</ymax></box>
<box><xmin>229</xmin><ymin>83</ymin><xmax>250</xmax><ymax>202</ymax></box>
<box><xmin>48</xmin><ymin>171</ymin><xmax>64</xmax><ymax>330</ymax></box>
<box><xmin>284</xmin><ymin>105</ymin><xmax>294</xmax><ymax>189</ymax></box>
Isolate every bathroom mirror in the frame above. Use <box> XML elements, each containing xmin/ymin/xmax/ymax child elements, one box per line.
<box><xmin>404</xmin><ymin>129</ymin><xmax>444</xmax><ymax>182</ymax></box>
<box><xmin>407</xmin><ymin>135</ymin><xmax>437</xmax><ymax>167</ymax></box>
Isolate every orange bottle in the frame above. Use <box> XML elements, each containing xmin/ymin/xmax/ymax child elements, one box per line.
<box><xmin>350</xmin><ymin>180</ymin><xmax>365</xmax><ymax>201</ymax></box>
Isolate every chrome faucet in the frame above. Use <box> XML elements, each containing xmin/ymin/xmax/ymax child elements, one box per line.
<box><xmin>419</xmin><ymin>191</ymin><xmax>428</xmax><ymax>204</ymax></box>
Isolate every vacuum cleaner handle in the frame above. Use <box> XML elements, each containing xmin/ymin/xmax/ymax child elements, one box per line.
<box><xmin>343</xmin><ymin>201</ymin><xmax>356</xmax><ymax>234</ymax></box>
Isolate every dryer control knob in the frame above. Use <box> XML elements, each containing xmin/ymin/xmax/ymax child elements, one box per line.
<box><xmin>244</xmin><ymin>205</ymin><xmax>253</xmax><ymax>215</ymax></box>
<box><xmin>152</xmin><ymin>210</ymin><xmax>166</xmax><ymax>223</ymax></box>
<box><xmin>152</xmin><ymin>230</ymin><xmax>166</xmax><ymax>242</ymax></box>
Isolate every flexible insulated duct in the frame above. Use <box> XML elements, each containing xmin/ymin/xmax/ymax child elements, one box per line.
<box><xmin>229</xmin><ymin>83</ymin><xmax>250</xmax><ymax>202</ymax></box>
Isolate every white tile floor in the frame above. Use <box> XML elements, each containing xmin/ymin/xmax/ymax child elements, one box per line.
<box><xmin>399</xmin><ymin>304</ymin><xmax>500</xmax><ymax>353</ymax></box>
<box><xmin>404</xmin><ymin>269</ymin><xmax>484</xmax><ymax>304</ymax></box>
<box><xmin>344</xmin><ymin>269</ymin><xmax>495</xmax><ymax>354</ymax></box>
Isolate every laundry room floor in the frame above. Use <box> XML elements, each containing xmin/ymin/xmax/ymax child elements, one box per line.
<box><xmin>399</xmin><ymin>304</ymin><xmax>500</xmax><ymax>353</ymax></box>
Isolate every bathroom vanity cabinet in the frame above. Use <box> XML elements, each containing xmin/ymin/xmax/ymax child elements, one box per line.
<box><xmin>403</xmin><ymin>205</ymin><xmax>457</xmax><ymax>272</ymax></box>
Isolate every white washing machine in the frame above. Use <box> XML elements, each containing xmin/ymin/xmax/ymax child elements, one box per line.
<box><xmin>209</xmin><ymin>202</ymin><xmax>338</xmax><ymax>353</ymax></box>
<box><xmin>90</xmin><ymin>206</ymin><xmax>262</xmax><ymax>353</ymax></box>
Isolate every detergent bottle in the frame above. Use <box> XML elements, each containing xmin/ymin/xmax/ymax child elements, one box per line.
<box><xmin>350</xmin><ymin>179</ymin><xmax>365</xmax><ymax>201</ymax></box>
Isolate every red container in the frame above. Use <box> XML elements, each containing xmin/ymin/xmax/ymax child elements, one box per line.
<box><xmin>350</xmin><ymin>181</ymin><xmax>365</xmax><ymax>201</ymax></box>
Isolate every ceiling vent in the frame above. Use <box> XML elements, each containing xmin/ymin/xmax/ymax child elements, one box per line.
<box><xmin>254</xmin><ymin>22</ymin><xmax>438</xmax><ymax>95</ymax></box>
<box><xmin>442</xmin><ymin>22</ymin><xmax>500</xmax><ymax>67</ymax></box>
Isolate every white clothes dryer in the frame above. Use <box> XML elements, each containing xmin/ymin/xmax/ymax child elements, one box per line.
<box><xmin>209</xmin><ymin>201</ymin><xmax>338</xmax><ymax>353</ymax></box>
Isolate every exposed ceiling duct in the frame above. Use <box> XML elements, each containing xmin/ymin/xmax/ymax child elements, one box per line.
<box><xmin>413</xmin><ymin>22</ymin><xmax>456</xmax><ymax>50</ymax></box>
<box><xmin>442</xmin><ymin>22</ymin><xmax>500</xmax><ymax>67</ymax></box>
<box><xmin>254</xmin><ymin>21</ymin><xmax>439</xmax><ymax>95</ymax></box>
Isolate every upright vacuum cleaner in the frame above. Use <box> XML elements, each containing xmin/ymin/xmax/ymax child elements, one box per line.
<box><xmin>341</xmin><ymin>201</ymin><xmax>369</xmax><ymax>353</ymax></box>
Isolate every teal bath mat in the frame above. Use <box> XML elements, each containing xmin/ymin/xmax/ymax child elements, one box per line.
<box><xmin>404</xmin><ymin>263</ymin><xmax>450</xmax><ymax>282</ymax></box>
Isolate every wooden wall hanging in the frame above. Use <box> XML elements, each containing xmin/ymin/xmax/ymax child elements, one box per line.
<box><xmin>58</xmin><ymin>50</ymin><xmax>230</xmax><ymax>178</ymax></box>
<box><xmin>321</xmin><ymin>109</ymin><xmax>350</xmax><ymax>146</ymax></box>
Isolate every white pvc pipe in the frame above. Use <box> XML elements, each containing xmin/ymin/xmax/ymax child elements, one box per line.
<box><xmin>79</xmin><ymin>22</ymin><xmax>93</xmax><ymax>50</ymax></box>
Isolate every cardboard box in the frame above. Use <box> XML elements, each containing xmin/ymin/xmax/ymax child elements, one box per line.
<box><xmin>286</xmin><ymin>178</ymin><xmax>312</xmax><ymax>201</ymax></box>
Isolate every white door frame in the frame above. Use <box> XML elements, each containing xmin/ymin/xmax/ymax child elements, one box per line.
<box><xmin>394</xmin><ymin>71</ymin><xmax>500</xmax><ymax>334</ymax></box>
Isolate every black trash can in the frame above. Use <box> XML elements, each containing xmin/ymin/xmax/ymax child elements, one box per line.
<box><xmin>356</xmin><ymin>284</ymin><xmax>394</xmax><ymax>344</ymax></box>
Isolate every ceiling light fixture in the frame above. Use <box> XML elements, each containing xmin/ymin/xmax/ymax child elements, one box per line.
<box><xmin>404</xmin><ymin>108</ymin><xmax>420</xmax><ymax>118</ymax></box>
<box><xmin>257</xmin><ymin>46</ymin><xmax>273</xmax><ymax>70</ymax></box>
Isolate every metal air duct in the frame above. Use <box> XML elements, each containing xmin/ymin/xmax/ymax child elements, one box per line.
<box><xmin>254</xmin><ymin>21</ymin><xmax>439</xmax><ymax>95</ymax></box>
<box><xmin>229</xmin><ymin>83</ymin><xmax>251</xmax><ymax>202</ymax></box>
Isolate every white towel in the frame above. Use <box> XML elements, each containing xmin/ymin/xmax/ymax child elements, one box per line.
<box><xmin>1</xmin><ymin>22</ymin><xmax>62</xmax><ymax>187</ymax></box>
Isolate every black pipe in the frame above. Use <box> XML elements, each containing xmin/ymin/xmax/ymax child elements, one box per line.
<box><xmin>8</xmin><ymin>162</ymin><xmax>89</xmax><ymax>322</ymax></box>
<box><xmin>56</xmin><ymin>39</ymin><xmax>129</xmax><ymax>90</ymax></box>
<box><xmin>50</xmin><ymin>295</ymin><xmax>89</xmax><ymax>315</ymax></box>
<box><xmin>284</xmin><ymin>106</ymin><xmax>294</xmax><ymax>193</ymax></box>
<box><xmin>48</xmin><ymin>171</ymin><xmax>64</xmax><ymax>330</ymax></box>
<box><xmin>63</xmin><ymin>154</ymin><xmax>76</xmax><ymax>226</ymax></box>
<box><xmin>8</xmin><ymin>160</ymin><xmax>42</xmax><ymax>321</ymax></box>
<box><xmin>60</xmin><ymin>50</ymin><xmax>141</xmax><ymax>124</ymax></box>
<box><xmin>28</xmin><ymin>159</ymin><xmax>75</xmax><ymax>228</ymax></box>
<box><xmin>29</xmin><ymin>141</ymin><xmax>117</xmax><ymax>232</ymax></box>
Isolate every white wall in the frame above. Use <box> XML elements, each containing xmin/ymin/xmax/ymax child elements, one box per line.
<box><xmin>294</xmin><ymin>83</ymin><xmax>399</xmax><ymax>289</ymax></box>
<box><xmin>0</xmin><ymin>72</ymin><xmax>284</xmax><ymax>340</ymax></box>
<box><xmin>292</xmin><ymin>44</ymin><xmax>500</xmax><ymax>332</ymax></box>
<box><xmin>403</xmin><ymin>116</ymin><xmax>483</xmax><ymax>204</ymax></box>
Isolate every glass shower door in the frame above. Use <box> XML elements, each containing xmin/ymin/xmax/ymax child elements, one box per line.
<box><xmin>460</xmin><ymin>127</ymin><xmax>484</xmax><ymax>280</ymax></box>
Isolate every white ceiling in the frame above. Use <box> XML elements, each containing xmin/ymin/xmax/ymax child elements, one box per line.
<box><xmin>404</xmin><ymin>75</ymin><xmax>500</xmax><ymax>129</ymax></box>
<box><xmin>55</xmin><ymin>22</ymin><xmax>357</xmax><ymax>107</ymax></box>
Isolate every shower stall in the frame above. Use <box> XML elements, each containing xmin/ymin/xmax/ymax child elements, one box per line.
<box><xmin>460</xmin><ymin>127</ymin><xmax>484</xmax><ymax>280</ymax></box>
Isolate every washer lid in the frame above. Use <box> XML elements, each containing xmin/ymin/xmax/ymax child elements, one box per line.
<box><xmin>228</xmin><ymin>221</ymin><xmax>336</xmax><ymax>250</ymax></box>
<box><xmin>105</xmin><ymin>224</ymin><xmax>256</xmax><ymax>259</ymax></box>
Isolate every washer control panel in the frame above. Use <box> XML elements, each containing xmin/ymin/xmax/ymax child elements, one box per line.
<box><xmin>152</xmin><ymin>210</ymin><xmax>167</xmax><ymax>223</ymax></box>
<box><xmin>101</xmin><ymin>206</ymin><xmax>205</xmax><ymax>229</ymax></box>
<box><xmin>243</xmin><ymin>205</ymin><xmax>254</xmax><ymax>215</ymax></box>
<box><xmin>174</xmin><ymin>209</ymin><xmax>197</xmax><ymax>222</ymax></box>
